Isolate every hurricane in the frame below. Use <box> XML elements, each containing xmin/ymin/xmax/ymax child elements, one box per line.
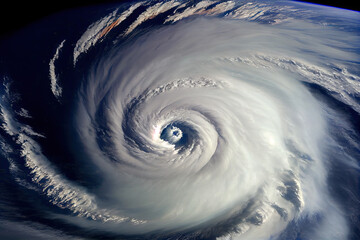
<box><xmin>1</xmin><ymin>1</ymin><xmax>360</xmax><ymax>239</ymax></box>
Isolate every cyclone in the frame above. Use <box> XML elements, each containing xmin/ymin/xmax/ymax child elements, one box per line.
<box><xmin>0</xmin><ymin>1</ymin><xmax>360</xmax><ymax>240</ymax></box>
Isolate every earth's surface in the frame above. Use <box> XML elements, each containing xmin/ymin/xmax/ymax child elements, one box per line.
<box><xmin>0</xmin><ymin>1</ymin><xmax>359</xmax><ymax>239</ymax></box>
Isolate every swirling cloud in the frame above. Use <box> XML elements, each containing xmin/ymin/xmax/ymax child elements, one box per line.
<box><xmin>1</xmin><ymin>1</ymin><xmax>359</xmax><ymax>239</ymax></box>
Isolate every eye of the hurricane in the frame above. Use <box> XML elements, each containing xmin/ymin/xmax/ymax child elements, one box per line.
<box><xmin>160</xmin><ymin>123</ymin><xmax>189</xmax><ymax>148</ymax></box>
<box><xmin>162</xmin><ymin>125</ymin><xmax>182</xmax><ymax>143</ymax></box>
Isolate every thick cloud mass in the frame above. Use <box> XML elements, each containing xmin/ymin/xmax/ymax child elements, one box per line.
<box><xmin>0</xmin><ymin>1</ymin><xmax>360</xmax><ymax>239</ymax></box>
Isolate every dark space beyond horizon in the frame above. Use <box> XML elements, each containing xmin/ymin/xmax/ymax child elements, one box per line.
<box><xmin>0</xmin><ymin>0</ymin><xmax>359</xmax><ymax>36</ymax></box>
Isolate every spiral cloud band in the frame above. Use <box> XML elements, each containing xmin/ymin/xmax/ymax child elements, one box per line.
<box><xmin>1</xmin><ymin>1</ymin><xmax>360</xmax><ymax>239</ymax></box>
